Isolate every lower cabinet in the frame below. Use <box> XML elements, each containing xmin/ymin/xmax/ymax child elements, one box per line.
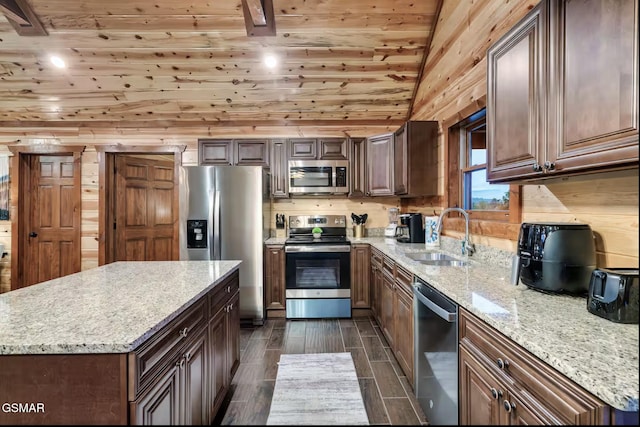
<box><xmin>459</xmin><ymin>308</ymin><xmax>610</xmax><ymax>425</ymax></box>
<box><xmin>369</xmin><ymin>247</ymin><xmax>415</xmax><ymax>386</ymax></box>
<box><xmin>264</xmin><ymin>244</ymin><xmax>286</xmax><ymax>317</ymax></box>
<box><xmin>130</xmin><ymin>271</ymin><xmax>240</xmax><ymax>425</ymax></box>
<box><xmin>350</xmin><ymin>244</ymin><xmax>371</xmax><ymax>308</ymax></box>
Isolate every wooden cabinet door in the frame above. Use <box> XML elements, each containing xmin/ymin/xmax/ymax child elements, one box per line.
<box><xmin>380</xmin><ymin>272</ymin><xmax>395</xmax><ymax>348</ymax></box>
<box><xmin>226</xmin><ymin>291</ymin><xmax>240</xmax><ymax>380</ymax></box>
<box><xmin>264</xmin><ymin>244</ymin><xmax>286</xmax><ymax>311</ymax></box>
<box><xmin>200</xmin><ymin>140</ymin><xmax>233</xmax><ymax>165</ymax></box>
<box><xmin>459</xmin><ymin>345</ymin><xmax>505</xmax><ymax>425</ymax></box>
<box><xmin>131</xmin><ymin>364</ymin><xmax>181</xmax><ymax>425</ymax></box>
<box><xmin>394</xmin><ymin>285</ymin><xmax>413</xmax><ymax>385</ymax></box>
<box><xmin>366</xmin><ymin>133</ymin><xmax>394</xmax><ymax>196</ymax></box>
<box><xmin>182</xmin><ymin>327</ymin><xmax>208</xmax><ymax>425</ymax></box>
<box><xmin>208</xmin><ymin>307</ymin><xmax>227</xmax><ymax>416</ymax></box>
<box><xmin>506</xmin><ymin>392</ymin><xmax>549</xmax><ymax>425</ymax></box>
<box><xmin>235</xmin><ymin>139</ymin><xmax>269</xmax><ymax>166</ymax></box>
<box><xmin>393</xmin><ymin>124</ymin><xmax>408</xmax><ymax>195</ymax></box>
<box><xmin>318</xmin><ymin>138</ymin><xmax>347</xmax><ymax>159</ymax></box>
<box><xmin>487</xmin><ymin>2</ymin><xmax>546</xmax><ymax>182</ymax></box>
<box><xmin>349</xmin><ymin>138</ymin><xmax>367</xmax><ymax>198</ymax></box>
<box><xmin>350</xmin><ymin>244</ymin><xmax>371</xmax><ymax>308</ymax></box>
<box><xmin>547</xmin><ymin>0</ymin><xmax>638</xmax><ymax>173</ymax></box>
<box><xmin>288</xmin><ymin>138</ymin><xmax>317</xmax><ymax>159</ymax></box>
<box><xmin>270</xmin><ymin>139</ymin><xmax>288</xmax><ymax>198</ymax></box>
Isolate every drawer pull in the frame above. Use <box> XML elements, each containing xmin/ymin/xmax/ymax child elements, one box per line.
<box><xmin>176</xmin><ymin>357</ymin><xmax>185</xmax><ymax>369</ymax></box>
<box><xmin>226</xmin><ymin>285</ymin><xmax>231</xmax><ymax>293</ymax></box>
<box><xmin>497</xmin><ymin>358</ymin><xmax>509</xmax><ymax>370</ymax></box>
<box><xmin>503</xmin><ymin>399</ymin><xmax>516</xmax><ymax>413</ymax></box>
<box><xmin>186</xmin><ymin>352</ymin><xmax>192</xmax><ymax>362</ymax></box>
<box><xmin>179</xmin><ymin>327</ymin><xmax>189</xmax><ymax>338</ymax></box>
<box><xmin>490</xmin><ymin>388</ymin><xmax>503</xmax><ymax>400</ymax></box>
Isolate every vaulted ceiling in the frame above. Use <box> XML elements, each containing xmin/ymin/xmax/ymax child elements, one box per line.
<box><xmin>0</xmin><ymin>0</ymin><xmax>442</xmax><ymax>128</ymax></box>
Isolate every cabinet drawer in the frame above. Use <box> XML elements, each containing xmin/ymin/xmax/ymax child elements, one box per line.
<box><xmin>459</xmin><ymin>309</ymin><xmax>608</xmax><ymax>425</ymax></box>
<box><xmin>395</xmin><ymin>265</ymin><xmax>412</xmax><ymax>295</ymax></box>
<box><xmin>209</xmin><ymin>271</ymin><xmax>239</xmax><ymax>316</ymax></box>
<box><xmin>130</xmin><ymin>298</ymin><xmax>207</xmax><ymax>399</ymax></box>
<box><xmin>382</xmin><ymin>256</ymin><xmax>395</xmax><ymax>278</ymax></box>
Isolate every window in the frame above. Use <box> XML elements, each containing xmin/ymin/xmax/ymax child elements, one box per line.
<box><xmin>459</xmin><ymin>109</ymin><xmax>510</xmax><ymax>212</ymax></box>
<box><xmin>444</xmin><ymin>102</ymin><xmax>521</xmax><ymax>240</ymax></box>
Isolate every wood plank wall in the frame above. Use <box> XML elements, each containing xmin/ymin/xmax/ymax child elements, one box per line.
<box><xmin>407</xmin><ymin>0</ymin><xmax>639</xmax><ymax>268</ymax></box>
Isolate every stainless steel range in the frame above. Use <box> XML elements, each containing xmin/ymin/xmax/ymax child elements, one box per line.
<box><xmin>285</xmin><ymin>215</ymin><xmax>351</xmax><ymax>319</ymax></box>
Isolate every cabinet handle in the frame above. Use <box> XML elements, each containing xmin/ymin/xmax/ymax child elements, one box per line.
<box><xmin>490</xmin><ymin>388</ymin><xmax>503</xmax><ymax>400</ymax></box>
<box><xmin>176</xmin><ymin>357</ymin><xmax>185</xmax><ymax>369</ymax></box>
<box><xmin>226</xmin><ymin>285</ymin><xmax>231</xmax><ymax>293</ymax></box>
<box><xmin>186</xmin><ymin>352</ymin><xmax>192</xmax><ymax>362</ymax></box>
<box><xmin>532</xmin><ymin>163</ymin><xmax>543</xmax><ymax>172</ymax></box>
<box><xmin>543</xmin><ymin>161</ymin><xmax>555</xmax><ymax>171</ymax></box>
<box><xmin>179</xmin><ymin>327</ymin><xmax>189</xmax><ymax>338</ymax></box>
<box><xmin>496</xmin><ymin>358</ymin><xmax>509</xmax><ymax>370</ymax></box>
<box><xmin>503</xmin><ymin>399</ymin><xmax>516</xmax><ymax>413</ymax></box>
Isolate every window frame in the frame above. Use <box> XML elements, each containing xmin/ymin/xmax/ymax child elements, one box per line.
<box><xmin>442</xmin><ymin>97</ymin><xmax>522</xmax><ymax>240</ymax></box>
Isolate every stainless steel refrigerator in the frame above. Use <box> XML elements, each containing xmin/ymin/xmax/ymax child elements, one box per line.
<box><xmin>179</xmin><ymin>165</ymin><xmax>270</xmax><ymax>325</ymax></box>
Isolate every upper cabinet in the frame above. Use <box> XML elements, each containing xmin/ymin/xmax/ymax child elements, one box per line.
<box><xmin>288</xmin><ymin>138</ymin><xmax>348</xmax><ymax>160</ymax></box>
<box><xmin>393</xmin><ymin>121</ymin><xmax>438</xmax><ymax>197</ymax></box>
<box><xmin>270</xmin><ymin>139</ymin><xmax>288</xmax><ymax>198</ymax></box>
<box><xmin>365</xmin><ymin>132</ymin><xmax>394</xmax><ymax>196</ymax></box>
<box><xmin>199</xmin><ymin>139</ymin><xmax>269</xmax><ymax>167</ymax></box>
<box><xmin>487</xmin><ymin>0</ymin><xmax>638</xmax><ymax>182</ymax></box>
<box><xmin>349</xmin><ymin>138</ymin><xmax>367</xmax><ymax>198</ymax></box>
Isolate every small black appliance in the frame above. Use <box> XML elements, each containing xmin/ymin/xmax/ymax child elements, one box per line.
<box><xmin>396</xmin><ymin>213</ymin><xmax>424</xmax><ymax>243</ymax></box>
<box><xmin>587</xmin><ymin>268</ymin><xmax>639</xmax><ymax>324</ymax></box>
<box><xmin>514</xmin><ymin>222</ymin><xmax>596</xmax><ymax>294</ymax></box>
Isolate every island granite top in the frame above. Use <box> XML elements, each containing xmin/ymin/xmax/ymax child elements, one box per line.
<box><xmin>0</xmin><ymin>261</ymin><xmax>241</xmax><ymax>355</ymax></box>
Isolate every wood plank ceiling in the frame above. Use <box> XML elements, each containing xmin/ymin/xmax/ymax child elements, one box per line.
<box><xmin>0</xmin><ymin>0</ymin><xmax>441</xmax><ymax>128</ymax></box>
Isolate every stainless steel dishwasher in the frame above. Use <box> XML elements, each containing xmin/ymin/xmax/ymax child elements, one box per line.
<box><xmin>413</xmin><ymin>277</ymin><xmax>458</xmax><ymax>425</ymax></box>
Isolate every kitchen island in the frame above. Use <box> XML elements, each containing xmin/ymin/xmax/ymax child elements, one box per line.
<box><xmin>0</xmin><ymin>260</ymin><xmax>242</xmax><ymax>425</ymax></box>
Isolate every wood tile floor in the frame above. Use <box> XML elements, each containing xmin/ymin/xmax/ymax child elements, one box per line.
<box><xmin>213</xmin><ymin>316</ymin><xmax>428</xmax><ymax>425</ymax></box>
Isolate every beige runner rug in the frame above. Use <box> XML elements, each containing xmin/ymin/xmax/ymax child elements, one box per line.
<box><xmin>266</xmin><ymin>352</ymin><xmax>369</xmax><ymax>425</ymax></box>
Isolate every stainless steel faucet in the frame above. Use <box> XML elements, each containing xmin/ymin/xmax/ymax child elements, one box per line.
<box><xmin>436</xmin><ymin>207</ymin><xmax>475</xmax><ymax>256</ymax></box>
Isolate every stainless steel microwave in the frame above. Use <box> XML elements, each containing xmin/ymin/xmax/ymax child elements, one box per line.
<box><xmin>288</xmin><ymin>160</ymin><xmax>349</xmax><ymax>195</ymax></box>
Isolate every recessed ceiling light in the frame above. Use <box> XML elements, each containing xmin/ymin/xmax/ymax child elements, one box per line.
<box><xmin>50</xmin><ymin>55</ymin><xmax>66</xmax><ymax>68</ymax></box>
<box><xmin>264</xmin><ymin>54</ymin><xmax>278</xmax><ymax>69</ymax></box>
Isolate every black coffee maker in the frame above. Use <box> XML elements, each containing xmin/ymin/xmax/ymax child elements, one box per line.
<box><xmin>395</xmin><ymin>213</ymin><xmax>424</xmax><ymax>243</ymax></box>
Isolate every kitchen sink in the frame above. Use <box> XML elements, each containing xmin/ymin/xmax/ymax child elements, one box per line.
<box><xmin>406</xmin><ymin>252</ymin><xmax>467</xmax><ymax>267</ymax></box>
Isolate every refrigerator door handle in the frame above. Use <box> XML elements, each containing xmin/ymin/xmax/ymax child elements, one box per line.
<box><xmin>213</xmin><ymin>190</ymin><xmax>221</xmax><ymax>260</ymax></box>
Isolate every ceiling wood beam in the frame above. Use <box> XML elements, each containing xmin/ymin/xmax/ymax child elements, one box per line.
<box><xmin>241</xmin><ymin>0</ymin><xmax>276</xmax><ymax>37</ymax></box>
<box><xmin>0</xmin><ymin>0</ymin><xmax>47</xmax><ymax>36</ymax></box>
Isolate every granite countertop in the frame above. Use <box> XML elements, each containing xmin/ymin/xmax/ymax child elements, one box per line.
<box><xmin>0</xmin><ymin>261</ymin><xmax>241</xmax><ymax>355</ymax></box>
<box><xmin>351</xmin><ymin>237</ymin><xmax>638</xmax><ymax>412</ymax></box>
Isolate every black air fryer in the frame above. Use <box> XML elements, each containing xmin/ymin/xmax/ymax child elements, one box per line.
<box><xmin>587</xmin><ymin>268</ymin><xmax>639</xmax><ymax>324</ymax></box>
<box><xmin>515</xmin><ymin>222</ymin><xmax>596</xmax><ymax>294</ymax></box>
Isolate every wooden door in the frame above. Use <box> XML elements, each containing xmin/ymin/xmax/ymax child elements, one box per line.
<box><xmin>199</xmin><ymin>140</ymin><xmax>233</xmax><ymax>165</ymax></box>
<box><xmin>380</xmin><ymin>272</ymin><xmax>395</xmax><ymax>348</ymax></box>
<box><xmin>288</xmin><ymin>138</ymin><xmax>317</xmax><ymax>159</ymax></box>
<box><xmin>269</xmin><ymin>140</ymin><xmax>288</xmax><ymax>198</ymax></box>
<box><xmin>366</xmin><ymin>133</ymin><xmax>394</xmax><ymax>196</ymax></box>
<box><xmin>348</xmin><ymin>138</ymin><xmax>367</xmax><ymax>198</ymax></box>
<box><xmin>24</xmin><ymin>155</ymin><xmax>81</xmax><ymax>287</ymax></box>
<box><xmin>393</xmin><ymin>124</ymin><xmax>408</xmax><ymax>195</ymax></box>
<box><xmin>131</xmin><ymin>364</ymin><xmax>181</xmax><ymax>425</ymax></box>
<box><xmin>548</xmin><ymin>0</ymin><xmax>638</xmax><ymax>172</ymax></box>
<box><xmin>235</xmin><ymin>139</ymin><xmax>269</xmax><ymax>166</ymax></box>
<box><xmin>318</xmin><ymin>138</ymin><xmax>348</xmax><ymax>159</ymax></box>
<box><xmin>394</xmin><ymin>285</ymin><xmax>414</xmax><ymax>385</ymax></box>
<box><xmin>115</xmin><ymin>155</ymin><xmax>176</xmax><ymax>261</ymax></box>
<box><xmin>487</xmin><ymin>1</ymin><xmax>547</xmax><ymax>182</ymax></box>
<box><xmin>226</xmin><ymin>291</ymin><xmax>241</xmax><ymax>379</ymax></box>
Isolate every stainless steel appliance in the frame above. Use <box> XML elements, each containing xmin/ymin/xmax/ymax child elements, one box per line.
<box><xmin>288</xmin><ymin>160</ymin><xmax>349</xmax><ymax>195</ymax></box>
<box><xmin>413</xmin><ymin>276</ymin><xmax>458</xmax><ymax>425</ymax></box>
<box><xmin>514</xmin><ymin>222</ymin><xmax>596</xmax><ymax>294</ymax></box>
<box><xmin>587</xmin><ymin>268</ymin><xmax>639</xmax><ymax>324</ymax></box>
<box><xmin>396</xmin><ymin>213</ymin><xmax>425</xmax><ymax>243</ymax></box>
<box><xmin>285</xmin><ymin>214</ymin><xmax>351</xmax><ymax>318</ymax></box>
<box><xmin>179</xmin><ymin>165</ymin><xmax>271</xmax><ymax>325</ymax></box>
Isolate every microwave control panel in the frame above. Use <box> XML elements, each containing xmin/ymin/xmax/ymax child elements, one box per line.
<box><xmin>187</xmin><ymin>220</ymin><xmax>208</xmax><ymax>249</ymax></box>
<box><xmin>335</xmin><ymin>166</ymin><xmax>347</xmax><ymax>187</ymax></box>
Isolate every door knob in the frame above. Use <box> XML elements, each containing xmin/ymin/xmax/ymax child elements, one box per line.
<box><xmin>29</xmin><ymin>232</ymin><xmax>38</xmax><ymax>238</ymax></box>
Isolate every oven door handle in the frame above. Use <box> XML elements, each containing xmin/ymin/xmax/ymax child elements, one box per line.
<box><xmin>285</xmin><ymin>245</ymin><xmax>351</xmax><ymax>253</ymax></box>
